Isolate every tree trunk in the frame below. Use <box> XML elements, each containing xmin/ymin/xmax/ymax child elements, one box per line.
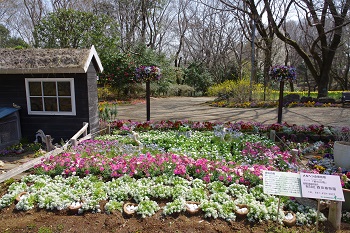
<box><xmin>317</xmin><ymin>73</ymin><xmax>330</xmax><ymax>98</ymax></box>
<box><xmin>263</xmin><ymin>40</ymin><xmax>273</xmax><ymax>101</ymax></box>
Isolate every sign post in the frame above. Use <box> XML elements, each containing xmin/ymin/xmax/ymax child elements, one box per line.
<box><xmin>300</xmin><ymin>173</ymin><xmax>344</xmax><ymax>231</ymax></box>
<box><xmin>263</xmin><ymin>171</ymin><xmax>344</xmax><ymax>230</ymax></box>
<box><xmin>263</xmin><ymin>171</ymin><xmax>302</xmax><ymax>197</ymax></box>
<box><xmin>263</xmin><ymin>171</ymin><xmax>302</xmax><ymax>224</ymax></box>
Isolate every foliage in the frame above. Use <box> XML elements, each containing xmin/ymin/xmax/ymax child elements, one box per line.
<box><xmin>0</xmin><ymin>24</ymin><xmax>28</xmax><ymax>48</ymax></box>
<box><xmin>97</xmin><ymin>86</ymin><xmax>117</xmax><ymax>101</ymax></box>
<box><xmin>35</xmin><ymin>9</ymin><xmax>118</xmax><ymax>51</ymax></box>
<box><xmin>99</xmin><ymin>102</ymin><xmax>118</xmax><ymax>122</ymax></box>
<box><xmin>209</xmin><ymin>100</ymin><xmax>278</xmax><ymax>108</ymax></box>
<box><xmin>207</xmin><ymin>78</ymin><xmax>257</xmax><ymax>102</ymax></box>
<box><xmin>0</xmin><ymin>173</ymin><xmax>327</xmax><ymax>224</ymax></box>
<box><xmin>163</xmin><ymin>198</ymin><xmax>186</xmax><ymax>215</ymax></box>
<box><xmin>183</xmin><ymin>62</ymin><xmax>213</xmax><ymax>95</ymax></box>
<box><xmin>99</xmin><ymin>44</ymin><xmax>179</xmax><ymax>98</ymax></box>
<box><xmin>207</xmin><ymin>79</ymin><xmax>236</xmax><ymax>97</ymax></box>
<box><xmin>342</xmin><ymin>211</ymin><xmax>350</xmax><ymax>223</ymax></box>
<box><xmin>165</xmin><ymin>84</ymin><xmax>194</xmax><ymax>96</ymax></box>
<box><xmin>32</xmin><ymin>127</ymin><xmax>302</xmax><ymax>185</ymax></box>
<box><xmin>109</xmin><ymin>119</ymin><xmax>346</xmax><ymax>139</ymax></box>
<box><xmin>0</xmin><ymin>122</ymin><xmax>334</xmax><ymax>226</ymax></box>
<box><xmin>209</xmin><ymin>99</ymin><xmax>342</xmax><ymax>108</ymax></box>
<box><xmin>136</xmin><ymin>200</ymin><xmax>160</xmax><ymax>218</ymax></box>
<box><xmin>0</xmin><ymin>142</ymin><xmax>43</xmax><ymax>157</ymax></box>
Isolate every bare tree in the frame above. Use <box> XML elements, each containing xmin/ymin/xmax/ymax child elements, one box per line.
<box><xmin>331</xmin><ymin>24</ymin><xmax>350</xmax><ymax>90</ymax></box>
<box><xmin>181</xmin><ymin>0</ymin><xmax>244</xmax><ymax>82</ymax></box>
<box><xmin>264</xmin><ymin>0</ymin><xmax>350</xmax><ymax>97</ymax></box>
<box><xmin>218</xmin><ymin>0</ymin><xmax>289</xmax><ymax>97</ymax></box>
<box><xmin>23</xmin><ymin>0</ymin><xmax>46</xmax><ymax>46</ymax></box>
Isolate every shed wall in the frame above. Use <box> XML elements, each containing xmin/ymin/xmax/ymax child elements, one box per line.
<box><xmin>0</xmin><ymin>72</ymin><xmax>97</xmax><ymax>142</ymax></box>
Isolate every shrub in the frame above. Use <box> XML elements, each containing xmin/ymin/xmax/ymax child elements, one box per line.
<box><xmin>167</xmin><ymin>84</ymin><xmax>195</xmax><ymax>96</ymax></box>
<box><xmin>98</xmin><ymin>86</ymin><xmax>116</xmax><ymax>101</ymax></box>
<box><xmin>208</xmin><ymin>79</ymin><xmax>258</xmax><ymax>102</ymax></box>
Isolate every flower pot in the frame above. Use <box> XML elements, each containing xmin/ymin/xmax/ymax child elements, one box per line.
<box><xmin>123</xmin><ymin>202</ymin><xmax>138</xmax><ymax>215</ymax></box>
<box><xmin>185</xmin><ymin>201</ymin><xmax>200</xmax><ymax>214</ymax></box>
<box><xmin>334</xmin><ymin>141</ymin><xmax>350</xmax><ymax>169</ymax></box>
<box><xmin>15</xmin><ymin>192</ymin><xmax>27</xmax><ymax>203</ymax></box>
<box><xmin>343</xmin><ymin>188</ymin><xmax>350</xmax><ymax>211</ymax></box>
<box><xmin>68</xmin><ymin>201</ymin><xmax>83</xmax><ymax>214</ymax></box>
<box><xmin>235</xmin><ymin>204</ymin><xmax>249</xmax><ymax>218</ymax></box>
<box><xmin>283</xmin><ymin>211</ymin><xmax>296</xmax><ymax>227</ymax></box>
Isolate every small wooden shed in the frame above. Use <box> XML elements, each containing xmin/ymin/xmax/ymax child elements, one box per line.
<box><xmin>0</xmin><ymin>107</ymin><xmax>21</xmax><ymax>149</ymax></box>
<box><xmin>0</xmin><ymin>45</ymin><xmax>103</xmax><ymax>142</ymax></box>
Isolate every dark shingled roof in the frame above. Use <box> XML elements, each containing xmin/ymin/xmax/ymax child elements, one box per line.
<box><xmin>0</xmin><ymin>45</ymin><xmax>103</xmax><ymax>74</ymax></box>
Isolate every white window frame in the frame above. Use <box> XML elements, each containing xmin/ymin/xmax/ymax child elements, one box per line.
<box><xmin>25</xmin><ymin>78</ymin><xmax>76</xmax><ymax>116</ymax></box>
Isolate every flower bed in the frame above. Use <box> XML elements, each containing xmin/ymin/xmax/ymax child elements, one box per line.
<box><xmin>0</xmin><ymin>174</ymin><xmax>326</xmax><ymax>224</ymax></box>
<box><xmin>208</xmin><ymin>100</ymin><xmax>342</xmax><ymax>108</ymax></box>
<box><xmin>109</xmin><ymin>120</ymin><xmax>349</xmax><ymax>142</ymax></box>
<box><xmin>0</xmin><ymin>123</ymin><xmax>338</xmax><ymax>227</ymax></box>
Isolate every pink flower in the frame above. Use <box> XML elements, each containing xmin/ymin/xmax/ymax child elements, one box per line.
<box><xmin>203</xmin><ymin>174</ymin><xmax>211</xmax><ymax>183</ymax></box>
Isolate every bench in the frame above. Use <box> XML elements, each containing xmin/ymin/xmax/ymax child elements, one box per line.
<box><xmin>342</xmin><ymin>92</ymin><xmax>350</xmax><ymax>107</ymax></box>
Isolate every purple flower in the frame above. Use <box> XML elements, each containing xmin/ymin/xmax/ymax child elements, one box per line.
<box><xmin>269</xmin><ymin>65</ymin><xmax>296</xmax><ymax>82</ymax></box>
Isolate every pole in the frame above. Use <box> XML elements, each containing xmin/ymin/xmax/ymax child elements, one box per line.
<box><xmin>315</xmin><ymin>199</ymin><xmax>320</xmax><ymax>233</ymax></box>
<box><xmin>276</xmin><ymin>195</ymin><xmax>281</xmax><ymax>223</ymax></box>
<box><xmin>277</xmin><ymin>80</ymin><xmax>284</xmax><ymax>123</ymax></box>
<box><xmin>146</xmin><ymin>80</ymin><xmax>150</xmax><ymax>121</ymax></box>
<box><xmin>250</xmin><ymin>17</ymin><xmax>256</xmax><ymax>101</ymax></box>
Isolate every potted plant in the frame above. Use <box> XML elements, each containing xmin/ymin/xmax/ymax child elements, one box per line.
<box><xmin>68</xmin><ymin>201</ymin><xmax>83</xmax><ymax>214</ymax></box>
<box><xmin>235</xmin><ymin>204</ymin><xmax>249</xmax><ymax>218</ymax></box>
<box><xmin>282</xmin><ymin>211</ymin><xmax>297</xmax><ymax>227</ymax></box>
<box><xmin>341</xmin><ymin>172</ymin><xmax>350</xmax><ymax>210</ymax></box>
<box><xmin>123</xmin><ymin>202</ymin><xmax>138</xmax><ymax>216</ymax></box>
<box><xmin>185</xmin><ymin>201</ymin><xmax>201</xmax><ymax>214</ymax></box>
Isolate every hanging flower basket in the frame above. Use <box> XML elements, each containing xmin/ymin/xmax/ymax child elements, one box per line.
<box><xmin>123</xmin><ymin>202</ymin><xmax>138</xmax><ymax>215</ymax></box>
<box><xmin>269</xmin><ymin>65</ymin><xmax>296</xmax><ymax>82</ymax></box>
<box><xmin>283</xmin><ymin>211</ymin><xmax>297</xmax><ymax>227</ymax></box>
<box><xmin>185</xmin><ymin>201</ymin><xmax>201</xmax><ymax>214</ymax></box>
<box><xmin>133</xmin><ymin>65</ymin><xmax>161</xmax><ymax>83</ymax></box>
<box><xmin>235</xmin><ymin>204</ymin><xmax>249</xmax><ymax>218</ymax></box>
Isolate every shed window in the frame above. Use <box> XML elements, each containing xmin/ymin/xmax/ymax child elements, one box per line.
<box><xmin>25</xmin><ymin>78</ymin><xmax>76</xmax><ymax>115</ymax></box>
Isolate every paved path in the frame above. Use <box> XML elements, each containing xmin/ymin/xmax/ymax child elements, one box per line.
<box><xmin>117</xmin><ymin>97</ymin><xmax>350</xmax><ymax>127</ymax></box>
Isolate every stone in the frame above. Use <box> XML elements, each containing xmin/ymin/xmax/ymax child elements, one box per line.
<box><xmin>300</xmin><ymin>96</ymin><xmax>313</xmax><ymax>103</ymax></box>
<box><xmin>0</xmin><ymin>160</ymin><xmax>4</xmax><ymax>167</ymax></box>
<box><xmin>317</xmin><ymin>97</ymin><xmax>336</xmax><ymax>104</ymax></box>
<box><xmin>283</xmin><ymin>94</ymin><xmax>300</xmax><ymax>106</ymax></box>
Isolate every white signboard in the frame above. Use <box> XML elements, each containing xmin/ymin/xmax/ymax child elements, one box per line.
<box><xmin>263</xmin><ymin>170</ymin><xmax>302</xmax><ymax>197</ymax></box>
<box><xmin>300</xmin><ymin>172</ymin><xmax>344</xmax><ymax>201</ymax></box>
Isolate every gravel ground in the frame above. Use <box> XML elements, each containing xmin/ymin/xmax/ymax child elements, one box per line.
<box><xmin>117</xmin><ymin>97</ymin><xmax>350</xmax><ymax>127</ymax></box>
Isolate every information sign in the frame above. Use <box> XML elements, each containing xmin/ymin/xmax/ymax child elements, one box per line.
<box><xmin>300</xmin><ymin>173</ymin><xmax>344</xmax><ymax>201</ymax></box>
<box><xmin>263</xmin><ymin>170</ymin><xmax>302</xmax><ymax>197</ymax></box>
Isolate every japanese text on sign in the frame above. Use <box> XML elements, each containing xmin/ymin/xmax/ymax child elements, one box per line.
<box><xmin>300</xmin><ymin>172</ymin><xmax>344</xmax><ymax>201</ymax></box>
<box><xmin>263</xmin><ymin>170</ymin><xmax>302</xmax><ymax>197</ymax></box>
